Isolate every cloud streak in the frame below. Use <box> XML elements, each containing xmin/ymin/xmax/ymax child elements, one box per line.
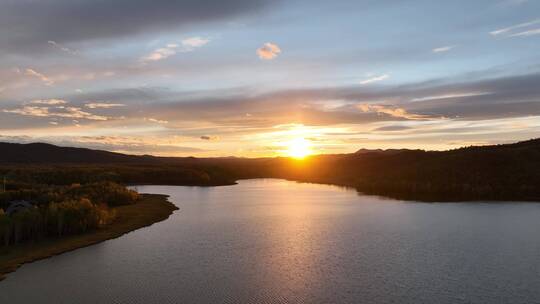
<box><xmin>3</xmin><ymin>106</ymin><xmax>109</xmax><ymax>121</ymax></box>
<box><xmin>141</xmin><ymin>37</ymin><xmax>210</xmax><ymax>62</ymax></box>
<box><xmin>357</xmin><ymin>104</ymin><xmax>429</xmax><ymax>120</ymax></box>
<box><xmin>28</xmin><ymin>99</ymin><xmax>68</xmax><ymax>105</ymax></box>
<box><xmin>142</xmin><ymin>43</ymin><xmax>180</xmax><ymax>62</ymax></box>
<box><xmin>2</xmin><ymin>99</ymin><xmax>127</xmax><ymax>122</ymax></box>
<box><xmin>411</xmin><ymin>92</ymin><xmax>492</xmax><ymax>102</ymax></box>
<box><xmin>508</xmin><ymin>28</ymin><xmax>540</xmax><ymax>37</ymax></box>
<box><xmin>432</xmin><ymin>45</ymin><xmax>456</xmax><ymax>53</ymax></box>
<box><xmin>85</xmin><ymin>102</ymin><xmax>126</xmax><ymax>109</ymax></box>
<box><xmin>182</xmin><ymin>37</ymin><xmax>210</xmax><ymax>49</ymax></box>
<box><xmin>48</xmin><ymin>40</ymin><xmax>78</xmax><ymax>54</ymax></box>
<box><xmin>359</xmin><ymin>74</ymin><xmax>389</xmax><ymax>85</ymax></box>
<box><xmin>145</xmin><ymin>117</ymin><xmax>169</xmax><ymax>124</ymax></box>
<box><xmin>490</xmin><ymin>19</ymin><xmax>540</xmax><ymax>37</ymax></box>
<box><xmin>24</xmin><ymin>69</ymin><xmax>54</xmax><ymax>86</ymax></box>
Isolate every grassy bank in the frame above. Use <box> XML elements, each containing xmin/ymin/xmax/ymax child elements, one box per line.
<box><xmin>0</xmin><ymin>193</ymin><xmax>178</xmax><ymax>281</ymax></box>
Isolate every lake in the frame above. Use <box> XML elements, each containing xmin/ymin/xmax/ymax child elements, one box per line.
<box><xmin>1</xmin><ymin>179</ymin><xmax>540</xmax><ymax>303</ymax></box>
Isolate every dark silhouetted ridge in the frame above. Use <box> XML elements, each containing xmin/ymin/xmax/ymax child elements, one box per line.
<box><xmin>0</xmin><ymin>142</ymin><xmax>151</xmax><ymax>164</ymax></box>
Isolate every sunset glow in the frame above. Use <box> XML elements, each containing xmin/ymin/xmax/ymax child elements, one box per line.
<box><xmin>0</xmin><ymin>1</ymin><xmax>539</xmax><ymax>157</ymax></box>
<box><xmin>285</xmin><ymin>137</ymin><xmax>313</xmax><ymax>159</ymax></box>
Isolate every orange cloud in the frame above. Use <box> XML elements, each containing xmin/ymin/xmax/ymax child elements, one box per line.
<box><xmin>24</xmin><ymin>68</ymin><xmax>54</xmax><ymax>86</ymax></box>
<box><xmin>257</xmin><ymin>42</ymin><xmax>281</xmax><ymax>60</ymax></box>
<box><xmin>3</xmin><ymin>105</ymin><xmax>109</xmax><ymax>121</ymax></box>
<box><xmin>28</xmin><ymin>99</ymin><xmax>68</xmax><ymax>105</ymax></box>
<box><xmin>357</xmin><ymin>104</ymin><xmax>427</xmax><ymax>120</ymax></box>
<box><xmin>85</xmin><ymin>102</ymin><xmax>125</xmax><ymax>109</ymax></box>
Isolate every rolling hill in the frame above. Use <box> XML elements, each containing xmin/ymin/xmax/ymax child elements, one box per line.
<box><xmin>0</xmin><ymin>142</ymin><xmax>151</xmax><ymax>164</ymax></box>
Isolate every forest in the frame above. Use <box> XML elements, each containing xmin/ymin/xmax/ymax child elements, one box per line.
<box><xmin>0</xmin><ymin>181</ymin><xmax>138</xmax><ymax>246</ymax></box>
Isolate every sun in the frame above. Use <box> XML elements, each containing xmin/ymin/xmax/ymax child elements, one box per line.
<box><xmin>286</xmin><ymin>137</ymin><xmax>313</xmax><ymax>159</ymax></box>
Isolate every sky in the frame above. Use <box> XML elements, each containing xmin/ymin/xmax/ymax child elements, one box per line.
<box><xmin>1</xmin><ymin>0</ymin><xmax>540</xmax><ymax>157</ymax></box>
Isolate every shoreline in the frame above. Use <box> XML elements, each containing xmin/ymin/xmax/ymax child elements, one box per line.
<box><xmin>0</xmin><ymin>193</ymin><xmax>178</xmax><ymax>282</ymax></box>
<box><xmin>247</xmin><ymin>178</ymin><xmax>540</xmax><ymax>203</ymax></box>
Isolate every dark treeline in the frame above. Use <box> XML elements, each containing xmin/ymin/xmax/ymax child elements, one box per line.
<box><xmin>0</xmin><ymin>164</ymin><xmax>235</xmax><ymax>187</ymax></box>
<box><xmin>1</xmin><ymin>138</ymin><xmax>540</xmax><ymax>202</ymax></box>
<box><xmin>0</xmin><ymin>182</ymin><xmax>138</xmax><ymax>246</ymax></box>
<box><xmin>232</xmin><ymin>138</ymin><xmax>540</xmax><ymax>202</ymax></box>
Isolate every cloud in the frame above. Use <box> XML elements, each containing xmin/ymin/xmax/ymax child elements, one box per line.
<box><xmin>373</xmin><ymin>125</ymin><xmax>413</xmax><ymax>132</ymax></box>
<box><xmin>182</xmin><ymin>37</ymin><xmax>210</xmax><ymax>48</ymax></box>
<box><xmin>0</xmin><ymin>0</ymin><xmax>275</xmax><ymax>53</ymax></box>
<box><xmin>151</xmin><ymin>72</ymin><xmax>540</xmax><ymax>124</ymax></box>
<box><xmin>200</xmin><ymin>135</ymin><xmax>218</xmax><ymax>140</ymax></box>
<box><xmin>257</xmin><ymin>43</ymin><xmax>281</xmax><ymax>60</ymax></box>
<box><xmin>432</xmin><ymin>45</ymin><xmax>456</xmax><ymax>53</ymax></box>
<box><xmin>85</xmin><ymin>102</ymin><xmax>125</xmax><ymax>109</ymax></box>
<box><xmin>411</xmin><ymin>92</ymin><xmax>492</xmax><ymax>102</ymax></box>
<box><xmin>357</xmin><ymin>104</ymin><xmax>428</xmax><ymax>120</ymax></box>
<box><xmin>490</xmin><ymin>19</ymin><xmax>540</xmax><ymax>36</ymax></box>
<box><xmin>3</xmin><ymin>106</ymin><xmax>108</xmax><ymax>121</ymax></box>
<box><xmin>3</xmin><ymin>101</ymin><xmax>110</xmax><ymax>121</ymax></box>
<box><xmin>3</xmin><ymin>71</ymin><xmax>540</xmax><ymax>156</ymax></box>
<box><xmin>508</xmin><ymin>28</ymin><xmax>540</xmax><ymax>37</ymax></box>
<box><xmin>141</xmin><ymin>37</ymin><xmax>210</xmax><ymax>63</ymax></box>
<box><xmin>24</xmin><ymin>69</ymin><xmax>54</xmax><ymax>86</ymax></box>
<box><xmin>47</xmin><ymin>40</ymin><xmax>78</xmax><ymax>54</ymax></box>
<box><xmin>14</xmin><ymin>71</ymin><xmax>539</xmax><ymax>134</ymax></box>
<box><xmin>141</xmin><ymin>43</ymin><xmax>179</xmax><ymax>62</ymax></box>
<box><xmin>145</xmin><ymin>117</ymin><xmax>168</xmax><ymax>124</ymax></box>
<box><xmin>28</xmin><ymin>99</ymin><xmax>68</xmax><ymax>105</ymax></box>
<box><xmin>3</xmin><ymin>106</ymin><xmax>51</xmax><ymax>117</ymax></box>
<box><xmin>359</xmin><ymin>74</ymin><xmax>389</xmax><ymax>85</ymax></box>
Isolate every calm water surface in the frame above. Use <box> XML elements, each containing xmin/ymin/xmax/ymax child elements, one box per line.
<box><xmin>1</xmin><ymin>179</ymin><xmax>540</xmax><ymax>303</ymax></box>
